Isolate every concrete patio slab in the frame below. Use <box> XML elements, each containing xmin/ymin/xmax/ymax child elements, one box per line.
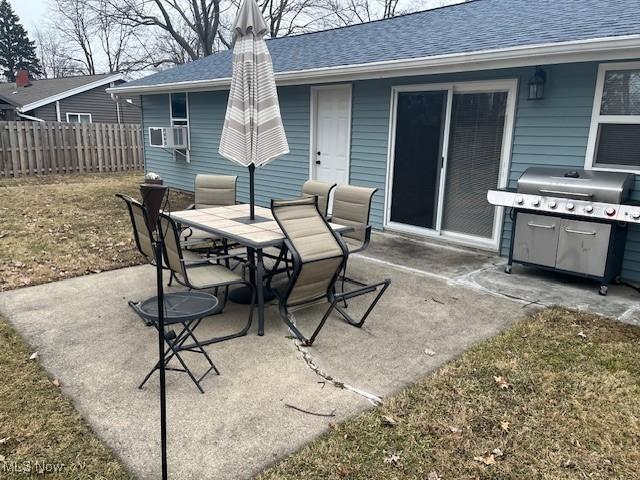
<box><xmin>362</xmin><ymin>232</ymin><xmax>640</xmax><ymax>325</ymax></box>
<box><xmin>0</xmin><ymin>254</ymin><xmax>525</xmax><ymax>480</ymax></box>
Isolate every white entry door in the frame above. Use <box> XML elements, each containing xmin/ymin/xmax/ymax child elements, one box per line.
<box><xmin>312</xmin><ymin>85</ymin><xmax>351</xmax><ymax>185</ymax></box>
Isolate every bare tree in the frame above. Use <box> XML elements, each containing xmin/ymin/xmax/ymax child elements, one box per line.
<box><xmin>322</xmin><ymin>0</ymin><xmax>463</xmax><ymax>27</ymax></box>
<box><xmin>51</xmin><ymin>0</ymin><xmax>97</xmax><ymax>74</ymax></box>
<box><xmin>104</xmin><ymin>0</ymin><xmax>226</xmax><ymax>61</ymax></box>
<box><xmin>34</xmin><ymin>28</ymin><xmax>84</xmax><ymax>78</ymax></box>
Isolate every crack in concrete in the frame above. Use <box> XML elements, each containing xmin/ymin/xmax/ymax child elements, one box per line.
<box><xmin>285</xmin><ymin>316</ymin><xmax>383</xmax><ymax>406</ymax></box>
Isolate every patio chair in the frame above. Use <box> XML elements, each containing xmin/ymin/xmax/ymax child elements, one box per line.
<box><xmin>157</xmin><ymin>211</ymin><xmax>255</xmax><ymax>338</ymax></box>
<box><xmin>329</xmin><ymin>185</ymin><xmax>377</xmax><ymax>303</ymax></box>
<box><xmin>182</xmin><ymin>174</ymin><xmax>239</xmax><ymax>251</ymax></box>
<box><xmin>301</xmin><ymin>180</ymin><xmax>337</xmax><ymax>218</ymax></box>
<box><xmin>330</xmin><ymin>185</ymin><xmax>377</xmax><ymax>255</ymax></box>
<box><xmin>264</xmin><ymin>180</ymin><xmax>337</xmax><ymax>273</ymax></box>
<box><xmin>270</xmin><ymin>196</ymin><xmax>390</xmax><ymax>346</ymax></box>
<box><xmin>116</xmin><ymin>194</ymin><xmax>204</xmax><ymax>324</ymax></box>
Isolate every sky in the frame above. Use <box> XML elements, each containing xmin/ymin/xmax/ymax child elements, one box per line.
<box><xmin>10</xmin><ymin>0</ymin><xmax>47</xmax><ymax>39</ymax></box>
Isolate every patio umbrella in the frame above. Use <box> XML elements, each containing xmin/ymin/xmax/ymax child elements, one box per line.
<box><xmin>219</xmin><ymin>0</ymin><xmax>289</xmax><ymax>221</ymax></box>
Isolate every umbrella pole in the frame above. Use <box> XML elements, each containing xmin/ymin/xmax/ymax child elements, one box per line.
<box><xmin>249</xmin><ymin>164</ymin><xmax>255</xmax><ymax>220</ymax></box>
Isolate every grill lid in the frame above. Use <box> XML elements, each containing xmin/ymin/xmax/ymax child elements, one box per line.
<box><xmin>517</xmin><ymin>167</ymin><xmax>634</xmax><ymax>204</ymax></box>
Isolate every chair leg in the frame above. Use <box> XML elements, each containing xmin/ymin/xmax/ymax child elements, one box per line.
<box><xmin>279</xmin><ymin>301</ymin><xmax>337</xmax><ymax>347</ymax></box>
<box><xmin>341</xmin><ymin>263</ymin><xmax>348</xmax><ymax>308</ymax></box>
<box><xmin>334</xmin><ymin>279</ymin><xmax>391</xmax><ymax>328</ymax></box>
<box><xmin>179</xmin><ymin>281</ymin><xmax>255</xmax><ymax>350</ymax></box>
<box><xmin>180</xmin><ymin>319</ymin><xmax>220</xmax><ymax>376</ymax></box>
<box><xmin>139</xmin><ymin>318</ymin><xmax>213</xmax><ymax>393</ymax></box>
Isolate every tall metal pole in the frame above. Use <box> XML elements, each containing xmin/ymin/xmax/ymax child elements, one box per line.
<box><xmin>249</xmin><ymin>163</ymin><xmax>255</xmax><ymax>221</ymax></box>
<box><xmin>154</xmin><ymin>225</ymin><xmax>168</xmax><ymax>480</ymax></box>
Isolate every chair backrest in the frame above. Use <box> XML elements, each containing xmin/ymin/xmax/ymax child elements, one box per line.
<box><xmin>271</xmin><ymin>197</ymin><xmax>346</xmax><ymax>306</ymax></box>
<box><xmin>331</xmin><ymin>185</ymin><xmax>377</xmax><ymax>244</ymax></box>
<box><xmin>301</xmin><ymin>180</ymin><xmax>337</xmax><ymax>218</ymax></box>
<box><xmin>158</xmin><ymin>213</ymin><xmax>188</xmax><ymax>280</ymax></box>
<box><xmin>194</xmin><ymin>174</ymin><xmax>237</xmax><ymax>209</ymax></box>
<box><xmin>116</xmin><ymin>193</ymin><xmax>155</xmax><ymax>264</ymax></box>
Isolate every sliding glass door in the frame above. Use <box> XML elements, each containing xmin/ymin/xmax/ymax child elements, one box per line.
<box><xmin>390</xmin><ymin>91</ymin><xmax>448</xmax><ymax>229</ymax></box>
<box><xmin>441</xmin><ymin>92</ymin><xmax>508</xmax><ymax>239</ymax></box>
<box><xmin>387</xmin><ymin>81</ymin><xmax>514</xmax><ymax>248</ymax></box>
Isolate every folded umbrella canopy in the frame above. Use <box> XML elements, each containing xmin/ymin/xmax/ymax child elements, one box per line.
<box><xmin>219</xmin><ymin>0</ymin><xmax>289</xmax><ymax>221</ymax></box>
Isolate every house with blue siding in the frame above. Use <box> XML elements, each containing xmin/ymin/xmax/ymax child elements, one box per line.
<box><xmin>109</xmin><ymin>0</ymin><xmax>640</xmax><ymax>281</ymax></box>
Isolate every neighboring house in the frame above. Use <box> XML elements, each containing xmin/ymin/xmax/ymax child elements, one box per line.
<box><xmin>109</xmin><ymin>0</ymin><xmax>640</xmax><ymax>281</ymax></box>
<box><xmin>0</xmin><ymin>73</ymin><xmax>140</xmax><ymax>124</ymax></box>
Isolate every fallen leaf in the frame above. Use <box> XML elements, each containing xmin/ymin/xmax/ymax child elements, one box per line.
<box><xmin>424</xmin><ymin>348</ymin><xmax>436</xmax><ymax>357</ymax></box>
<box><xmin>0</xmin><ymin>437</ymin><xmax>9</xmax><ymax>444</ymax></box>
<box><xmin>500</xmin><ymin>420</ymin><xmax>510</xmax><ymax>432</ymax></box>
<box><xmin>0</xmin><ymin>454</ymin><xmax>4</xmax><ymax>462</ymax></box>
<box><xmin>577</xmin><ymin>331</ymin><xmax>587</xmax><ymax>339</ymax></box>
<box><xmin>449</xmin><ymin>426</ymin><xmax>462</xmax><ymax>435</ymax></box>
<box><xmin>381</xmin><ymin>415</ymin><xmax>397</xmax><ymax>427</ymax></box>
<box><xmin>384</xmin><ymin>453</ymin><xmax>402</xmax><ymax>467</ymax></box>
<box><xmin>426</xmin><ymin>472</ymin><xmax>441</xmax><ymax>480</ymax></box>
<box><xmin>492</xmin><ymin>448</ymin><xmax>504</xmax><ymax>458</ymax></box>
<box><xmin>52</xmin><ymin>378</ymin><xmax>60</xmax><ymax>387</ymax></box>
<box><xmin>29</xmin><ymin>351</ymin><xmax>39</xmax><ymax>360</ymax></box>
<box><xmin>493</xmin><ymin>376</ymin><xmax>513</xmax><ymax>390</ymax></box>
<box><xmin>474</xmin><ymin>454</ymin><xmax>496</xmax><ymax>466</ymax></box>
<box><xmin>563</xmin><ymin>459</ymin><xmax>576</xmax><ymax>469</ymax></box>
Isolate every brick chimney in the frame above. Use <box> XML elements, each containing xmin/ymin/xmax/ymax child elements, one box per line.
<box><xmin>15</xmin><ymin>69</ymin><xmax>31</xmax><ymax>88</ymax></box>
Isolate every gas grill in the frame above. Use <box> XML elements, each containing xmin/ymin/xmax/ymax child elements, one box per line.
<box><xmin>487</xmin><ymin>167</ymin><xmax>637</xmax><ymax>295</ymax></box>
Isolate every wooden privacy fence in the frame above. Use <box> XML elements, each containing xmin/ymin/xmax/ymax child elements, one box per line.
<box><xmin>0</xmin><ymin>121</ymin><xmax>143</xmax><ymax>177</ymax></box>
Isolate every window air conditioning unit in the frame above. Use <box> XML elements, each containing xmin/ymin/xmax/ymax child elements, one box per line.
<box><xmin>148</xmin><ymin>126</ymin><xmax>189</xmax><ymax>149</ymax></box>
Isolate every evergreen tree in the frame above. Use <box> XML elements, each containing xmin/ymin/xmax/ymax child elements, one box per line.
<box><xmin>0</xmin><ymin>0</ymin><xmax>42</xmax><ymax>81</ymax></box>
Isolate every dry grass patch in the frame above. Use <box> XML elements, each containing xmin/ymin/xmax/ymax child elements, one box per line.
<box><xmin>0</xmin><ymin>173</ymin><xmax>193</xmax><ymax>478</ymax></box>
<box><xmin>260</xmin><ymin>308</ymin><xmax>640</xmax><ymax>480</ymax></box>
<box><xmin>0</xmin><ymin>315</ymin><xmax>132</xmax><ymax>479</ymax></box>
<box><xmin>0</xmin><ymin>173</ymin><xmax>192</xmax><ymax>291</ymax></box>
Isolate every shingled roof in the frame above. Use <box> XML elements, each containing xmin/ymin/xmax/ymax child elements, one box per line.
<box><xmin>0</xmin><ymin>74</ymin><xmax>124</xmax><ymax>111</ymax></box>
<box><xmin>113</xmin><ymin>0</ymin><xmax>640</xmax><ymax>92</ymax></box>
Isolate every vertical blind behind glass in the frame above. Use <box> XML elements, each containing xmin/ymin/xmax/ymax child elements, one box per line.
<box><xmin>441</xmin><ymin>92</ymin><xmax>507</xmax><ymax>239</ymax></box>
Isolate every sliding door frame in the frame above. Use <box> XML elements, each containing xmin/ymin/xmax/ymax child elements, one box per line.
<box><xmin>383</xmin><ymin>79</ymin><xmax>518</xmax><ymax>251</ymax></box>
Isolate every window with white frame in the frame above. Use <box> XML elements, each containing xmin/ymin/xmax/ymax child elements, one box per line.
<box><xmin>170</xmin><ymin>92</ymin><xmax>190</xmax><ymax>162</ymax></box>
<box><xmin>587</xmin><ymin>62</ymin><xmax>640</xmax><ymax>172</ymax></box>
<box><xmin>66</xmin><ymin>112</ymin><xmax>92</xmax><ymax>123</ymax></box>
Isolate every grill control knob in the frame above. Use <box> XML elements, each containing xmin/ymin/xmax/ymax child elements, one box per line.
<box><xmin>566</xmin><ymin>203</ymin><xmax>575</xmax><ymax>211</ymax></box>
<box><xmin>632</xmin><ymin>211</ymin><xmax>640</xmax><ymax>220</ymax></box>
<box><xmin>605</xmin><ymin>207</ymin><xmax>616</xmax><ymax>217</ymax></box>
<box><xmin>584</xmin><ymin>205</ymin><xmax>593</xmax><ymax>213</ymax></box>
<box><xmin>548</xmin><ymin>201</ymin><xmax>557</xmax><ymax>209</ymax></box>
<box><xmin>515</xmin><ymin>195</ymin><xmax>524</xmax><ymax>205</ymax></box>
<box><xmin>532</xmin><ymin>198</ymin><xmax>541</xmax><ymax>206</ymax></box>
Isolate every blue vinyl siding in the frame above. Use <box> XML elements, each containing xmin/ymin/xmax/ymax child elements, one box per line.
<box><xmin>141</xmin><ymin>60</ymin><xmax>640</xmax><ymax>281</ymax></box>
<box><xmin>142</xmin><ymin>86</ymin><xmax>310</xmax><ymax>207</ymax></box>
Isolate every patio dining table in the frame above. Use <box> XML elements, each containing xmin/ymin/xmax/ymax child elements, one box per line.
<box><xmin>169</xmin><ymin>203</ymin><xmax>352</xmax><ymax>336</ymax></box>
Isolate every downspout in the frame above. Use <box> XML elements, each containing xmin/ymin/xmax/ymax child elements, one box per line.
<box><xmin>110</xmin><ymin>82</ymin><xmax>122</xmax><ymax>123</ymax></box>
<box><xmin>55</xmin><ymin>101</ymin><xmax>61</xmax><ymax>122</ymax></box>
<box><xmin>17</xmin><ymin>112</ymin><xmax>45</xmax><ymax>122</ymax></box>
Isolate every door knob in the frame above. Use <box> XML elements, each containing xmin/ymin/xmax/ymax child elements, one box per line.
<box><xmin>315</xmin><ymin>160</ymin><xmax>321</xmax><ymax>165</ymax></box>
<box><xmin>317</xmin><ymin>151</ymin><xmax>321</xmax><ymax>155</ymax></box>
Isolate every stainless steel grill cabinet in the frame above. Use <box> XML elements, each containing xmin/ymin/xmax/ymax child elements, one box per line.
<box><xmin>487</xmin><ymin>167</ymin><xmax>638</xmax><ymax>295</ymax></box>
